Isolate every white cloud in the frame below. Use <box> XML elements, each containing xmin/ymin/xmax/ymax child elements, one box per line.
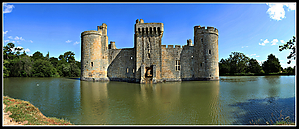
<box><xmin>3</xmin><ymin>3</ymin><xmax>15</xmax><ymax>14</ymax></box>
<box><xmin>8</xmin><ymin>36</ymin><xmax>13</xmax><ymax>39</ymax></box>
<box><xmin>14</xmin><ymin>36</ymin><xmax>20</xmax><ymax>40</ymax></box>
<box><xmin>266</xmin><ymin>3</ymin><xmax>296</xmax><ymax>21</ymax></box>
<box><xmin>285</xmin><ymin>3</ymin><xmax>296</xmax><ymax>11</ymax></box>
<box><xmin>256</xmin><ymin>55</ymin><xmax>260</xmax><ymax>57</ymax></box>
<box><xmin>271</xmin><ymin>39</ymin><xmax>279</xmax><ymax>45</ymax></box>
<box><xmin>4</xmin><ymin>40</ymin><xmax>10</xmax><ymax>43</ymax></box>
<box><xmin>250</xmin><ymin>54</ymin><xmax>256</xmax><ymax>56</ymax></box>
<box><xmin>29</xmin><ymin>40</ymin><xmax>33</xmax><ymax>43</ymax></box>
<box><xmin>20</xmin><ymin>37</ymin><xmax>25</xmax><ymax>41</ymax></box>
<box><xmin>10</xmin><ymin>46</ymin><xmax>31</xmax><ymax>53</ymax></box>
<box><xmin>73</xmin><ymin>41</ymin><xmax>79</xmax><ymax>45</ymax></box>
<box><xmin>280</xmin><ymin>40</ymin><xmax>285</xmax><ymax>43</ymax></box>
<box><xmin>241</xmin><ymin>46</ymin><xmax>248</xmax><ymax>48</ymax></box>
<box><xmin>3</xmin><ymin>31</ymin><xmax>8</xmax><ymax>35</ymax></box>
<box><xmin>259</xmin><ymin>39</ymin><xmax>269</xmax><ymax>46</ymax></box>
<box><xmin>66</xmin><ymin>40</ymin><xmax>71</xmax><ymax>43</ymax></box>
<box><xmin>24</xmin><ymin>48</ymin><xmax>30</xmax><ymax>53</ymax></box>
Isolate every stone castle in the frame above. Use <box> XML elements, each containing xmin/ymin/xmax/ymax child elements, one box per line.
<box><xmin>81</xmin><ymin>19</ymin><xmax>219</xmax><ymax>83</ymax></box>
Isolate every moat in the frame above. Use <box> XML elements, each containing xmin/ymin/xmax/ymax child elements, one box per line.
<box><xmin>3</xmin><ymin>76</ymin><xmax>295</xmax><ymax>125</ymax></box>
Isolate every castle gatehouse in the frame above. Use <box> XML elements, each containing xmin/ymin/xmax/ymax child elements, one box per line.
<box><xmin>81</xmin><ymin>19</ymin><xmax>219</xmax><ymax>83</ymax></box>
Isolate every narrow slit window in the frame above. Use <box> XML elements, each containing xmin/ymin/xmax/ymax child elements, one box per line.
<box><xmin>175</xmin><ymin>60</ymin><xmax>181</xmax><ymax>71</ymax></box>
<box><xmin>209</xmin><ymin>50</ymin><xmax>211</xmax><ymax>54</ymax></box>
<box><xmin>127</xmin><ymin>68</ymin><xmax>129</xmax><ymax>73</ymax></box>
<box><xmin>91</xmin><ymin>62</ymin><xmax>93</xmax><ymax>67</ymax></box>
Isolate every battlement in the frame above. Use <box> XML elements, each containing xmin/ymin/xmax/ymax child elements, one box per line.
<box><xmin>81</xmin><ymin>30</ymin><xmax>102</xmax><ymax>36</ymax></box>
<box><xmin>97</xmin><ymin>23</ymin><xmax>107</xmax><ymax>35</ymax></box>
<box><xmin>135</xmin><ymin>19</ymin><xmax>164</xmax><ymax>35</ymax></box>
<box><xmin>194</xmin><ymin>25</ymin><xmax>218</xmax><ymax>35</ymax></box>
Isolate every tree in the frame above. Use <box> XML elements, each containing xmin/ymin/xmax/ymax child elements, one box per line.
<box><xmin>31</xmin><ymin>51</ymin><xmax>44</xmax><ymax>61</ymax></box>
<box><xmin>262</xmin><ymin>54</ymin><xmax>281</xmax><ymax>73</ymax></box>
<box><xmin>3</xmin><ymin>60</ymin><xmax>10</xmax><ymax>77</ymax></box>
<box><xmin>3</xmin><ymin>43</ymin><xmax>15</xmax><ymax>60</ymax></box>
<box><xmin>247</xmin><ymin>58</ymin><xmax>262</xmax><ymax>73</ymax></box>
<box><xmin>19</xmin><ymin>56</ymin><xmax>33</xmax><ymax>77</ymax></box>
<box><xmin>32</xmin><ymin>59</ymin><xmax>58</xmax><ymax>77</ymax></box>
<box><xmin>59</xmin><ymin>51</ymin><xmax>75</xmax><ymax>63</ymax></box>
<box><xmin>279</xmin><ymin>36</ymin><xmax>296</xmax><ymax>64</ymax></box>
<box><xmin>219</xmin><ymin>58</ymin><xmax>230</xmax><ymax>74</ymax></box>
<box><xmin>228</xmin><ymin>52</ymin><xmax>250</xmax><ymax>73</ymax></box>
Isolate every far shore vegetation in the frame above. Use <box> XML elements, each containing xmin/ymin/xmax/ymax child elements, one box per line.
<box><xmin>219</xmin><ymin>52</ymin><xmax>295</xmax><ymax>76</ymax></box>
<box><xmin>3</xmin><ymin>43</ymin><xmax>81</xmax><ymax>78</ymax></box>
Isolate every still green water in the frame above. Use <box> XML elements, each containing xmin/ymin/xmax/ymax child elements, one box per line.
<box><xmin>3</xmin><ymin>76</ymin><xmax>295</xmax><ymax>125</ymax></box>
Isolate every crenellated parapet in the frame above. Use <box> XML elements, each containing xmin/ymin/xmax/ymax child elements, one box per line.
<box><xmin>135</xmin><ymin>19</ymin><xmax>164</xmax><ymax>36</ymax></box>
<box><xmin>194</xmin><ymin>25</ymin><xmax>218</xmax><ymax>36</ymax></box>
<box><xmin>81</xmin><ymin>30</ymin><xmax>102</xmax><ymax>36</ymax></box>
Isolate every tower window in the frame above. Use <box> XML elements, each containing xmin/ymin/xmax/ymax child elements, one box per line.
<box><xmin>209</xmin><ymin>50</ymin><xmax>211</xmax><ymax>54</ymax></box>
<box><xmin>91</xmin><ymin>62</ymin><xmax>93</xmax><ymax>67</ymax></box>
<box><xmin>130</xmin><ymin>56</ymin><xmax>133</xmax><ymax>60</ymax></box>
<box><xmin>175</xmin><ymin>60</ymin><xmax>180</xmax><ymax>71</ymax></box>
<box><xmin>200</xmin><ymin>63</ymin><xmax>203</xmax><ymax>67</ymax></box>
<box><xmin>148</xmin><ymin>53</ymin><xmax>151</xmax><ymax>58</ymax></box>
<box><xmin>127</xmin><ymin>68</ymin><xmax>129</xmax><ymax>73</ymax></box>
<box><xmin>201</xmin><ymin>38</ymin><xmax>203</xmax><ymax>43</ymax></box>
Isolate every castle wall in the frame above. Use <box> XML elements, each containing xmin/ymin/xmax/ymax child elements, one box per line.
<box><xmin>161</xmin><ymin>45</ymin><xmax>182</xmax><ymax>81</ymax></box>
<box><xmin>180</xmin><ymin>45</ymin><xmax>194</xmax><ymax>80</ymax></box>
<box><xmin>107</xmin><ymin>48</ymin><xmax>135</xmax><ymax>81</ymax></box>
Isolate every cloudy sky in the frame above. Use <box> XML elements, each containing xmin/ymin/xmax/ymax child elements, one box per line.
<box><xmin>3</xmin><ymin>3</ymin><xmax>296</xmax><ymax>68</ymax></box>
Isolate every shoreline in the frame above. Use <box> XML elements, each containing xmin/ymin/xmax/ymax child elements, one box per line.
<box><xmin>2</xmin><ymin>96</ymin><xmax>72</xmax><ymax>125</ymax></box>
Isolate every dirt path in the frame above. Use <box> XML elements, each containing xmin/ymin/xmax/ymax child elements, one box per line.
<box><xmin>3</xmin><ymin>103</ymin><xmax>27</xmax><ymax>125</ymax></box>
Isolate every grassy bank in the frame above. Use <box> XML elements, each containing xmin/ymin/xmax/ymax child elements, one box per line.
<box><xmin>3</xmin><ymin>96</ymin><xmax>72</xmax><ymax>125</ymax></box>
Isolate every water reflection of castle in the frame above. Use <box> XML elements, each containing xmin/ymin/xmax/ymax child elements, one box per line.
<box><xmin>80</xmin><ymin>81</ymin><xmax>220</xmax><ymax>124</ymax></box>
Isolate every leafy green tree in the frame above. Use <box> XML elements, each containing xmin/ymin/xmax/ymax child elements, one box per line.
<box><xmin>32</xmin><ymin>59</ymin><xmax>58</xmax><ymax>77</ymax></box>
<box><xmin>31</xmin><ymin>51</ymin><xmax>44</xmax><ymax>61</ymax></box>
<box><xmin>219</xmin><ymin>58</ymin><xmax>231</xmax><ymax>74</ymax></box>
<box><xmin>279</xmin><ymin>36</ymin><xmax>296</xmax><ymax>64</ymax></box>
<box><xmin>59</xmin><ymin>51</ymin><xmax>75</xmax><ymax>63</ymax></box>
<box><xmin>262</xmin><ymin>54</ymin><xmax>281</xmax><ymax>73</ymax></box>
<box><xmin>3</xmin><ymin>60</ymin><xmax>10</xmax><ymax>77</ymax></box>
<box><xmin>228</xmin><ymin>52</ymin><xmax>250</xmax><ymax>73</ymax></box>
<box><xmin>3</xmin><ymin>43</ymin><xmax>15</xmax><ymax>60</ymax></box>
<box><xmin>247</xmin><ymin>58</ymin><xmax>262</xmax><ymax>73</ymax></box>
<box><xmin>19</xmin><ymin>56</ymin><xmax>33</xmax><ymax>77</ymax></box>
<box><xmin>8</xmin><ymin>58</ymin><xmax>22</xmax><ymax>77</ymax></box>
<box><xmin>49</xmin><ymin>57</ymin><xmax>59</xmax><ymax>68</ymax></box>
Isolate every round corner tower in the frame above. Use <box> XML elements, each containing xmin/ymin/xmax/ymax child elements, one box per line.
<box><xmin>193</xmin><ymin>25</ymin><xmax>219</xmax><ymax>80</ymax></box>
<box><xmin>81</xmin><ymin>24</ymin><xmax>109</xmax><ymax>81</ymax></box>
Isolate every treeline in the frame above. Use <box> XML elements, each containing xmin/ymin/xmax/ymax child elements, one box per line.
<box><xmin>219</xmin><ymin>52</ymin><xmax>295</xmax><ymax>76</ymax></box>
<box><xmin>3</xmin><ymin>43</ymin><xmax>81</xmax><ymax>78</ymax></box>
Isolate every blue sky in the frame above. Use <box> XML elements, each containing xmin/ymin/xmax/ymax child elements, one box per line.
<box><xmin>3</xmin><ymin>3</ymin><xmax>296</xmax><ymax>68</ymax></box>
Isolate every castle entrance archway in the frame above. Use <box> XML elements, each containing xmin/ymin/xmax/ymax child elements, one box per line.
<box><xmin>145</xmin><ymin>67</ymin><xmax>153</xmax><ymax>78</ymax></box>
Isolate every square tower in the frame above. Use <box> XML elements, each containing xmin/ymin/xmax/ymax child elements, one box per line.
<box><xmin>134</xmin><ymin>19</ymin><xmax>164</xmax><ymax>83</ymax></box>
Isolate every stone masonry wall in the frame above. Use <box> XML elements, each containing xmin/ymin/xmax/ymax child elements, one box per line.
<box><xmin>107</xmin><ymin>48</ymin><xmax>135</xmax><ymax>81</ymax></box>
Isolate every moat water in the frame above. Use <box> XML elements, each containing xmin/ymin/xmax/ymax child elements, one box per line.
<box><xmin>3</xmin><ymin>76</ymin><xmax>295</xmax><ymax>125</ymax></box>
